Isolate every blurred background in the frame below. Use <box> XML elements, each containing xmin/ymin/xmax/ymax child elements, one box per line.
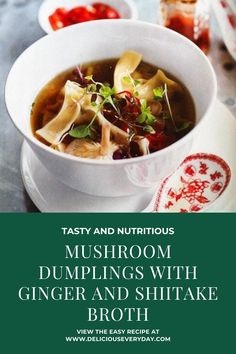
<box><xmin>0</xmin><ymin>0</ymin><xmax>235</xmax><ymax>211</ymax></box>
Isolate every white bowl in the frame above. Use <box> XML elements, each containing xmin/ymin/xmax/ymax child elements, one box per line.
<box><xmin>5</xmin><ymin>20</ymin><xmax>217</xmax><ymax>197</ymax></box>
<box><xmin>38</xmin><ymin>0</ymin><xmax>138</xmax><ymax>33</ymax></box>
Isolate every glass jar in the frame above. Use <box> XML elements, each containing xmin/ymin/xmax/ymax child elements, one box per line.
<box><xmin>160</xmin><ymin>0</ymin><xmax>210</xmax><ymax>53</ymax></box>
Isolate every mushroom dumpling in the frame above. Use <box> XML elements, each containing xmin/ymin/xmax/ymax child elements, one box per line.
<box><xmin>114</xmin><ymin>50</ymin><xmax>142</xmax><ymax>93</ymax></box>
<box><xmin>36</xmin><ymin>81</ymin><xmax>85</xmax><ymax>145</ymax></box>
<box><xmin>114</xmin><ymin>51</ymin><xmax>182</xmax><ymax>102</ymax></box>
<box><xmin>137</xmin><ymin>69</ymin><xmax>182</xmax><ymax>101</ymax></box>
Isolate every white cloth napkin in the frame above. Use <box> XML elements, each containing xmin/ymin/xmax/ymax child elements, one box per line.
<box><xmin>211</xmin><ymin>0</ymin><xmax>236</xmax><ymax>60</ymax></box>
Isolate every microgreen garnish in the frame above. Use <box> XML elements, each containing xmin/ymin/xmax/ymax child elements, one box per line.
<box><xmin>123</xmin><ymin>76</ymin><xmax>140</xmax><ymax>86</ymax></box>
<box><xmin>153</xmin><ymin>86</ymin><xmax>165</xmax><ymax>100</ymax></box>
<box><xmin>69</xmin><ymin>125</ymin><xmax>93</xmax><ymax>139</ymax></box>
<box><xmin>87</xmin><ymin>83</ymin><xmax>97</xmax><ymax>92</ymax></box>
<box><xmin>163</xmin><ymin>83</ymin><xmax>177</xmax><ymax>131</ymax></box>
<box><xmin>69</xmin><ymin>73</ymin><xmax>192</xmax><ymax>142</ymax></box>
<box><xmin>153</xmin><ymin>84</ymin><xmax>178</xmax><ymax>131</ymax></box>
<box><xmin>69</xmin><ymin>75</ymin><xmax>119</xmax><ymax>138</ymax></box>
<box><xmin>138</xmin><ymin>99</ymin><xmax>156</xmax><ymax>125</ymax></box>
<box><xmin>176</xmin><ymin>121</ymin><xmax>193</xmax><ymax>132</ymax></box>
<box><xmin>143</xmin><ymin>125</ymin><xmax>156</xmax><ymax>134</ymax></box>
<box><xmin>99</xmin><ymin>86</ymin><xmax>115</xmax><ymax>99</ymax></box>
<box><xmin>75</xmin><ymin>66</ymin><xmax>85</xmax><ymax>84</ymax></box>
<box><xmin>85</xmin><ymin>75</ymin><xmax>93</xmax><ymax>81</ymax></box>
<box><xmin>123</xmin><ymin>76</ymin><xmax>131</xmax><ymax>84</ymax></box>
<box><xmin>122</xmin><ymin>73</ymin><xmax>141</xmax><ymax>97</ymax></box>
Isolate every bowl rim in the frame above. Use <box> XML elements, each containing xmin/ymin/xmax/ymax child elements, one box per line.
<box><xmin>38</xmin><ymin>0</ymin><xmax>139</xmax><ymax>34</ymax></box>
<box><xmin>5</xmin><ymin>19</ymin><xmax>217</xmax><ymax>167</ymax></box>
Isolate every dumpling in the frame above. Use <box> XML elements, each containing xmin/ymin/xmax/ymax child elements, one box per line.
<box><xmin>36</xmin><ymin>81</ymin><xmax>85</xmax><ymax>144</ymax></box>
<box><xmin>114</xmin><ymin>51</ymin><xmax>182</xmax><ymax>102</ymax></box>
<box><xmin>137</xmin><ymin>69</ymin><xmax>182</xmax><ymax>101</ymax></box>
<box><xmin>114</xmin><ymin>51</ymin><xmax>142</xmax><ymax>93</ymax></box>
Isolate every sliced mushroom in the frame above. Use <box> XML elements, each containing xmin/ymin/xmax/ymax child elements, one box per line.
<box><xmin>36</xmin><ymin>81</ymin><xmax>85</xmax><ymax>145</ymax></box>
<box><xmin>149</xmin><ymin>101</ymin><xmax>162</xmax><ymax>116</ymax></box>
<box><xmin>134</xmin><ymin>136</ymin><xmax>150</xmax><ymax>156</ymax></box>
<box><xmin>100</xmin><ymin>124</ymin><xmax>112</xmax><ymax>156</ymax></box>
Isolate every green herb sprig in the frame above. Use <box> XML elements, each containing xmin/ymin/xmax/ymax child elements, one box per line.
<box><xmin>122</xmin><ymin>73</ymin><xmax>140</xmax><ymax>97</ymax></box>
<box><xmin>69</xmin><ymin>75</ymin><xmax>118</xmax><ymax>139</ymax></box>
<box><xmin>153</xmin><ymin>86</ymin><xmax>165</xmax><ymax>100</ymax></box>
<box><xmin>138</xmin><ymin>99</ymin><xmax>156</xmax><ymax>125</ymax></box>
<box><xmin>153</xmin><ymin>84</ymin><xmax>192</xmax><ymax>133</ymax></box>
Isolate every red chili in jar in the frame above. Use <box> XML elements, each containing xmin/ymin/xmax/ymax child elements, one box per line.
<box><xmin>160</xmin><ymin>0</ymin><xmax>210</xmax><ymax>54</ymax></box>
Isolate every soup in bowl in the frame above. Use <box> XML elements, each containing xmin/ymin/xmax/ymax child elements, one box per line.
<box><xmin>5</xmin><ymin>20</ymin><xmax>217</xmax><ymax>197</ymax></box>
<box><xmin>31</xmin><ymin>52</ymin><xmax>196</xmax><ymax>159</ymax></box>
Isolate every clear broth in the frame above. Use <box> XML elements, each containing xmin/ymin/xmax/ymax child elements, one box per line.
<box><xmin>31</xmin><ymin>58</ymin><xmax>196</xmax><ymax>156</ymax></box>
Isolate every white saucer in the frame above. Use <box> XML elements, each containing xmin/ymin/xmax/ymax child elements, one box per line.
<box><xmin>21</xmin><ymin>100</ymin><xmax>236</xmax><ymax>212</ymax></box>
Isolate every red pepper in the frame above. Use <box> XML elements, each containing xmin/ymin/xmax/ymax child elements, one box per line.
<box><xmin>104</xmin><ymin>6</ymin><xmax>120</xmax><ymax>19</ymax></box>
<box><xmin>147</xmin><ymin>132</ymin><xmax>176</xmax><ymax>152</ymax></box>
<box><xmin>49</xmin><ymin>8</ymin><xmax>68</xmax><ymax>30</ymax></box>
<box><xmin>48</xmin><ymin>2</ymin><xmax>121</xmax><ymax>31</ymax></box>
<box><xmin>93</xmin><ymin>3</ymin><xmax>120</xmax><ymax>19</ymax></box>
<box><xmin>67</xmin><ymin>6</ymin><xmax>97</xmax><ymax>24</ymax></box>
<box><xmin>117</xmin><ymin>90</ymin><xmax>134</xmax><ymax>99</ymax></box>
<box><xmin>92</xmin><ymin>2</ymin><xmax>108</xmax><ymax>18</ymax></box>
